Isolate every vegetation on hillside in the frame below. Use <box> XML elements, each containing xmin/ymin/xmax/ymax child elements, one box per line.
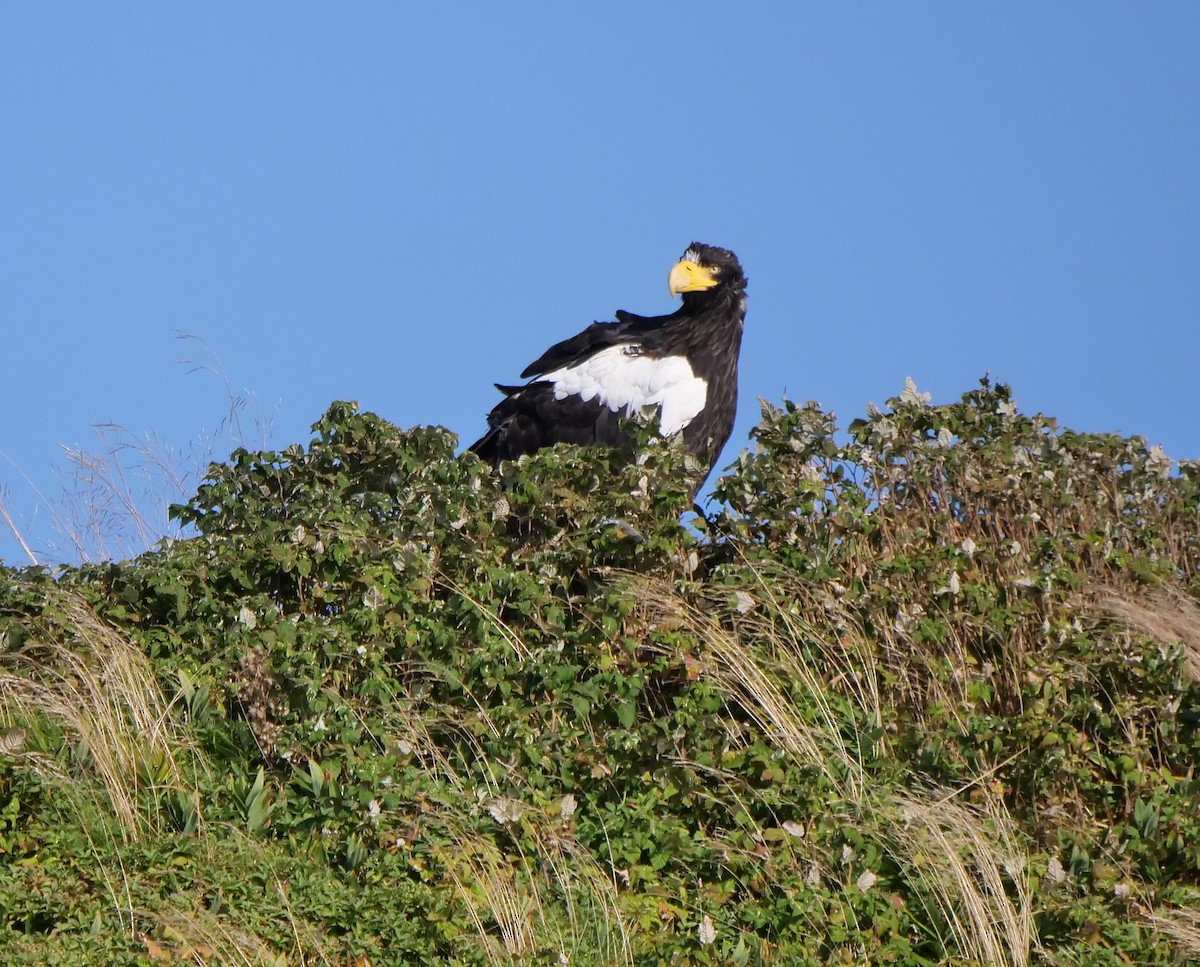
<box><xmin>1</xmin><ymin>378</ymin><xmax>1199</xmax><ymax>965</ymax></box>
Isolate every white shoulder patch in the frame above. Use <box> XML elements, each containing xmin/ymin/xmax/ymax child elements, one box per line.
<box><xmin>542</xmin><ymin>346</ymin><xmax>708</xmax><ymax>436</ymax></box>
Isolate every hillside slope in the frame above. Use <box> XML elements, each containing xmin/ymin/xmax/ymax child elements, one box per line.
<box><xmin>2</xmin><ymin>379</ymin><xmax>1199</xmax><ymax>965</ymax></box>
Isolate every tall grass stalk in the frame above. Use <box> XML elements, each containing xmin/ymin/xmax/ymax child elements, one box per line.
<box><xmin>1095</xmin><ymin>584</ymin><xmax>1200</xmax><ymax>682</ymax></box>
<box><xmin>634</xmin><ymin>574</ymin><xmax>876</xmax><ymax>800</ymax></box>
<box><xmin>1145</xmin><ymin>892</ymin><xmax>1200</xmax><ymax>961</ymax></box>
<box><xmin>0</xmin><ymin>592</ymin><xmax>202</xmax><ymax>843</ymax></box>
<box><xmin>0</xmin><ymin>331</ymin><xmax>273</xmax><ymax>565</ymax></box>
<box><xmin>437</xmin><ymin>808</ymin><xmax>631</xmax><ymax>966</ymax></box>
<box><xmin>883</xmin><ymin>790</ymin><xmax>1033</xmax><ymax>967</ymax></box>
<box><xmin>634</xmin><ymin>570</ymin><xmax>1035</xmax><ymax>965</ymax></box>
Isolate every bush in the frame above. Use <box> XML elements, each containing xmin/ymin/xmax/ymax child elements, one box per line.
<box><xmin>1</xmin><ymin>379</ymin><xmax>1198</xmax><ymax>965</ymax></box>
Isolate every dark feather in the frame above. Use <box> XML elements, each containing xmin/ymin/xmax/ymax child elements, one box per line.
<box><xmin>469</xmin><ymin>243</ymin><xmax>747</xmax><ymax>488</ymax></box>
<box><xmin>519</xmin><ymin>311</ymin><xmax>664</xmax><ymax>378</ymax></box>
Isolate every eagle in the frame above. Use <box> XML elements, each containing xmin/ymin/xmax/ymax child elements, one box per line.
<box><xmin>469</xmin><ymin>243</ymin><xmax>747</xmax><ymax>487</ymax></box>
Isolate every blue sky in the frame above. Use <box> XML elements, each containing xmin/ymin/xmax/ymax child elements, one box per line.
<box><xmin>3</xmin><ymin>4</ymin><xmax>1199</xmax><ymax>564</ymax></box>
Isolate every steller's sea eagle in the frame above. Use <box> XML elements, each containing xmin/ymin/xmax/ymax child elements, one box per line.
<box><xmin>469</xmin><ymin>243</ymin><xmax>747</xmax><ymax>487</ymax></box>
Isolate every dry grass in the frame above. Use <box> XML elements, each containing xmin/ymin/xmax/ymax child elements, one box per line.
<box><xmin>633</xmin><ymin>571</ymin><xmax>880</xmax><ymax>801</ymax></box>
<box><xmin>369</xmin><ymin>652</ymin><xmax>632</xmax><ymax>965</ymax></box>
<box><xmin>526</xmin><ymin>819</ymin><xmax>631</xmax><ymax>963</ymax></box>
<box><xmin>883</xmin><ymin>789</ymin><xmax>1033</xmax><ymax>967</ymax></box>
<box><xmin>632</xmin><ymin>569</ymin><xmax>1036</xmax><ymax>966</ymax></box>
<box><xmin>0</xmin><ymin>422</ymin><xmax>203</xmax><ymax>565</ymax></box>
<box><xmin>139</xmin><ymin>908</ymin><xmax>288</xmax><ymax>966</ymax></box>
<box><xmin>56</xmin><ymin>425</ymin><xmax>194</xmax><ymax>562</ymax></box>
<box><xmin>435</xmin><ymin>804</ymin><xmax>631</xmax><ymax>966</ymax></box>
<box><xmin>438</xmin><ymin>817</ymin><xmax>539</xmax><ymax>960</ymax></box>
<box><xmin>1092</xmin><ymin>583</ymin><xmax>1200</xmax><ymax>682</ymax></box>
<box><xmin>1144</xmin><ymin>892</ymin><xmax>1200</xmax><ymax>961</ymax></box>
<box><xmin>0</xmin><ymin>331</ymin><xmax>274</xmax><ymax>566</ymax></box>
<box><xmin>134</xmin><ymin>827</ymin><xmax>332</xmax><ymax>965</ymax></box>
<box><xmin>0</xmin><ymin>481</ymin><xmax>40</xmax><ymax>566</ymax></box>
<box><xmin>138</xmin><ymin>873</ymin><xmax>317</xmax><ymax>967</ymax></box>
<box><xmin>438</xmin><ymin>575</ymin><xmax>534</xmax><ymax>661</ymax></box>
<box><xmin>0</xmin><ymin>591</ymin><xmax>202</xmax><ymax>843</ymax></box>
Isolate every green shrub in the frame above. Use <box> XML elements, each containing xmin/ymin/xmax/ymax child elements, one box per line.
<box><xmin>1</xmin><ymin>381</ymin><xmax>1198</xmax><ymax>965</ymax></box>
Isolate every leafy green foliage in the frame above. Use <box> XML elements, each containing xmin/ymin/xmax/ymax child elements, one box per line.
<box><xmin>1</xmin><ymin>383</ymin><xmax>1198</xmax><ymax>964</ymax></box>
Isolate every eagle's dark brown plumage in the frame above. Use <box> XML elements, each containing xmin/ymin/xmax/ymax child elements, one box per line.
<box><xmin>469</xmin><ymin>243</ymin><xmax>747</xmax><ymax>486</ymax></box>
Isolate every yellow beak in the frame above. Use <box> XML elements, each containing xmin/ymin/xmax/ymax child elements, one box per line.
<box><xmin>668</xmin><ymin>260</ymin><xmax>719</xmax><ymax>297</ymax></box>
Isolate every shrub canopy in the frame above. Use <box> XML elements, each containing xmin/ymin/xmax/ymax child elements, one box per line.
<box><xmin>1</xmin><ymin>378</ymin><xmax>1199</xmax><ymax>965</ymax></box>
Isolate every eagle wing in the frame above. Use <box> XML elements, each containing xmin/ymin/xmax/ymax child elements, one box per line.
<box><xmin>519</xmin><ymin>311</ymin><xmax>656</xmax><ymax>378</ymax></box>
<box><xmin>468</xmin><ymin>310</ymin><xmax>698</xmax><ymax>467</ymax></box>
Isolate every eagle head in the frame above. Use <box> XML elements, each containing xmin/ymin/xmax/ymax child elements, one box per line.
<box><xmin>668</xmin><ymin>243</ymin><xmax>747</xmax><ymax>306</ymax></box>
